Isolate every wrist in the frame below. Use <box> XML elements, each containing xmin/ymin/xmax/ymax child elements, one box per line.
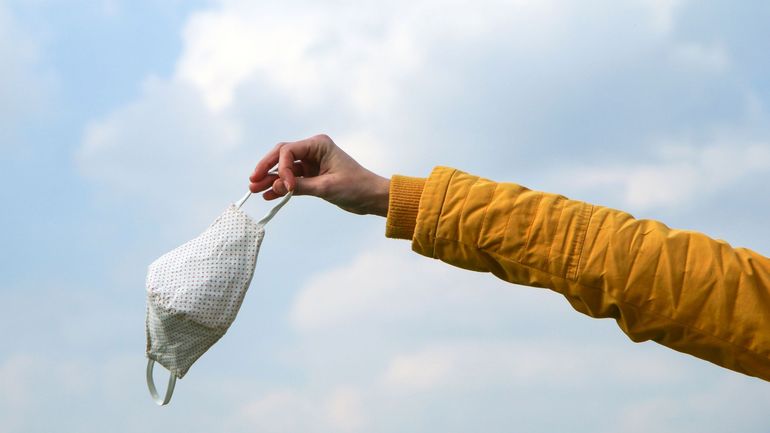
<box><xmin>369</xmin><ymin>175</ymin><xmax>390</xmax><ymax>217</ymax></box>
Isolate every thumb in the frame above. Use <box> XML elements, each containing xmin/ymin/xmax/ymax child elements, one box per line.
<box><xmin>294</xmin><ymin>175</ymin><xmax>328</xmax><ymax>198</ymax></box>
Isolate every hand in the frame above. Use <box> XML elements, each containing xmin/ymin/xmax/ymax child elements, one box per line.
<box><xmin>249</xmin><ymin>134</ymin><xmax>391</xmax><ymax>216</ymax></box>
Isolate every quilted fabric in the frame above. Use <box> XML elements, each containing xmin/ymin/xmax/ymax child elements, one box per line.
<box><xmin>386</xmin><ymin>166</ymin><xmax>770</xmax><ymax>382</ymax></box>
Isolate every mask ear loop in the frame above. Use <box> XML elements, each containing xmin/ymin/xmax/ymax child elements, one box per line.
<box><xmin>236</xmin><ymin>170</ymin><xmax>293</xmax><ymax>224</ymax></box>
<box><xmin>237</xmin><ymin>169</ymin><xmax>282</xmax><ymax>210</ymax></box>
<box><xmin>257</xmin><ymin>191</ymin><xmax>292</xmax><ymax>225</ymax></box>
<box><xmin>236</xmin><ymin>191</ymin><xmax>293</xmax><ymax>223</ymax></box>
<box><xmin>235</xmin><ymin>191</ymin><xmax>252</xmax><ymax>209</ymax></box>
<box><xmin>146</xmin><ymin>359</ymin><xmax>176</xmax><ymax>406</ymax></box>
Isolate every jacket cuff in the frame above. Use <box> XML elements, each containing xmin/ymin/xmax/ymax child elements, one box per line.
<box><xmin>385</xmin><ymin>175</ymin><xmax>426</xmax><ymax>240</ymax></box>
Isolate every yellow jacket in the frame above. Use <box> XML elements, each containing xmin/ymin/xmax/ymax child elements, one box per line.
<box><xmin>385</xmin><ymin>166</ymin><xmax>770</xmax><ymax>382</ymax></box>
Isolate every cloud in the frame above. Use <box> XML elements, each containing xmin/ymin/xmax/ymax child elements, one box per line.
<box><xmin>79</xmin><ymin>0</ymin><xmax>571</xmax><ymax>198</ymax></box>
<box><xmin>67</xmin><ymin>2</ymin><xmax>770</xmax><ymax>432</ymax></box>
<box><xmin>0</xmin><ymin>1</ymin><xmax>54</xmax><ymax>147</ymax></box>
<box><xmin>282</xmin><ymin>240</ymin><xmax>770</xmax><ymax>432</ymax></box>
<box><xmin>288</xmin><ymin>241</ymin><xmax>563</xmax><ymax>334</ymax></box>
<box><xmin>0</xmin><ymin>354</ymin><xmax>39</xmax><ymax>431</ymax></box>
<box><xmin>174</xmin><ymin>0</ymin><xmax>565</xmax><ymax>115</ymax></box>
<box><xmin>381</xmin><ymin>340</ymin><xmax>689</xmax><ymax>392</ymax></box>
<box><xmin>77</xmin><ymin>0</ymin><xmax>768</xmax><ymax>215</ymax></box>
<box><xmin>0</xmin><ymin>353</ymin><xmax>93</xmax><ymax>433</ymax></box>
<box><xmin>77</xmin><ymin>77</ymin><xmax>243</xmax><ymax>219</ymax></box>
<box><xmin>672</xmin><ymin>42</ymin><xmax>730</xmax><ymax>72</ymax></box>
<box><xmin>557</xmin><ymin>134</ymin><xmax>770</xmax><ymax>210</ymax></box>
<box><xmin>606</xmin><ymin>377</ymin><xmax>770</xmax><ymax>433</ymax></box>
<box><xmin>635</xmin><ymin>0</ymin><xmax>686</xmax><ymax>34</ymax></box>
<box><xmin>237</xmin><ymin>387</ymin><xmax>366</xmax><ymax>433</ymax></box>
<box><xmin>289</xmin><ymin>243</ymin><xmax>695</xmax><ymax>393</ymax></box>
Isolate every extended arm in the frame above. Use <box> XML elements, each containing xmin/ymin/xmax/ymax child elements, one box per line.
<box><xmin>388</xmin><ymin>167</ymin><xmax>770</xmax><ymax>382</ymax></box>
<box><xmin>250</xmin><ymin>135</ymin><xmax>770</xmax><ymax>382</ymax></box>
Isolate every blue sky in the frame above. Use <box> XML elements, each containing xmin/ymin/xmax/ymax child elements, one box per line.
<box><xmin>2</xmin><ymin>0</ymin><xmax>770</xmax><ymax>432</ymax></box>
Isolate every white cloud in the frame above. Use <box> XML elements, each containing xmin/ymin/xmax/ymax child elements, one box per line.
<box><xmin>562</xmin><ymin>136</ymin><xmax>770</xmax><ymax>210</ymax></box>
<box><xmin>289</xmin><ymin>242</ymin><xmax>703</xmax><ymax>395</ymax></box>
<box><xmin>326</xmin><ymin>387</ymin><xmax>365</xmax><ymax>432</ymax></box>
<box><xmin>607</xmin><ymin>376</ymin><xmax>770</xmax><ymax>433</ymax></box>
<box><xmin>381</xmin><ymin>340</ymin><xmax>688</xmax><ymax>392</ymax></box>
<box><xmin>0</xmin><ymin>353</ymin><xmax>93</xmax><ymax>433</ymax></box>
<box><xmin>282</xmin><ymin>237</ymin><xmax>770</xmax><ymax>433</ymax></box>
<box><xmin>239</xmin><ymin>390</ymin><xmax>320</xmax><ymax>433</ymax></box>
<box><xmin>175</xmin><ymin>0</ymin><xmax>563</xmax><ymax>114</ymax></box>
<box><xmin>0</xmin><ymin>1</ymin><xmax>53</xmax><ymax>145</ymax></box>
<box><xmin>70</xmin><ymin>0</ymin><xmax>770</xmax><ymax>427</ymax></box>
<box><xmin>0</xmin><ymin>355</ymin><xmax>35</xmax><ymax>433</ymax></box>
<box><xmin>4</xmin><ymin>1</ymin><xmax>766</xmax><ymax>432</ymax></box>
<box><xmin>289</xmin><ymin>242</ymin><xmax>548</xmax><ymax>332</ymax></box>
<box><xmin>238</xmin><ymin>387</ymin><xmax>366</xmax><ymax>433</ymax></box>
<box><xmin>672</xmin><ymin>42</ymin><xmax>730</xmax><ymax>72</ymax></box>
<box><xmin>80</xmin><ymin>0</ymin><xmax>753</xmax><ymax>210</ymax></box>
<box><xmin>79</xmin><ymin>0</ymin><xmax>762</xmax><ymax>215</ymax></box>
<box><xmin>77</xmin><ymin>77</ymin><xmax>247</xmax><ymax>226</ymax></box>
<box><xmin>176</xmin><ymin>5</ymin><xmax>316</xmax><ymax>112</ymax></box>
<box><xmin>635</xmin><ymin>0</ymin><xmax>686</xmax><ymax>34</ymax></box>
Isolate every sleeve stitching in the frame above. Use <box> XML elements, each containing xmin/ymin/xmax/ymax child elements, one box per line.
<box><xmin>477</xmin><ymin>183</ymin><xmax>500</xmax><ymax>249</ymax></box>
<box><xmin>544</xmin><ymin>196</ymin><xmax>567</xmax><ymax>274</ymax></box>
<box><xmin>457</xmin><ymin>177</ymin><xmax>481</xmax><ymax>242</ymax></box>
<box><xmin>571</xmin><ymin>204</ymin><xmax>595</xmax><ymax>281</ymax></box>
<box><xmin>518</xmin><ymin>192</ymin><xmax>544</xmax><ymax>263</ymax></box>
<box><xmin>429</xmin><ymin>169</ymin><xmax>458</xmax><ymax>253</ymax></box>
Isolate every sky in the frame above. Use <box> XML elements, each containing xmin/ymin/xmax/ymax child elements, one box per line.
<box><xmin>1</xmin><ymin>0</ymin><xmax>770</xmax><ymax>432</ymax></box>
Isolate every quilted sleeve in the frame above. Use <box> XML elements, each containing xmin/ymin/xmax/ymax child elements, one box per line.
<box><xmin>386</xmin><ymin>166</ymin><xmax>770</xmax><ymax>382</ymax></box>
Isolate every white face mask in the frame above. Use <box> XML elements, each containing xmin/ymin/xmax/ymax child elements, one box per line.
<box><xmin>145</xmin><ymin>191</ymin><xmax>292</xmax><ymax>405</ymax></box>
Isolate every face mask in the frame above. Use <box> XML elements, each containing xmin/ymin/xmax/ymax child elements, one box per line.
<box><xmin>145</xmin><ymin>191</ymin><xmax>292</xmax><ymax>405</ymax></box>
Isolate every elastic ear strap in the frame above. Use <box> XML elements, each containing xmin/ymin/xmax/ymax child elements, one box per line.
<box><xmin>238</xmin><ymin>170</ymin><xmax>281</xmax><ymax>209</ymax></box>
<box><xmin>236</xmin><ymin>191</ymin><xmax>252</xmax><ymax>209</ymax></box>
<box><xmin>257</xmin><ymin>191</ymin><xmax>293</xmax><ymax>226</ymax></box>
<box><xmin>146</xmin><ymin>359</ymin><xmax>176</xmax><ymax>406</ymax></box>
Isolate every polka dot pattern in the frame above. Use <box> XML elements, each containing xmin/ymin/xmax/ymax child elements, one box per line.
<box><xmin>146</xmin><ymin>301</ymin><xmax>223</xmax><ymax>378</ymax></box>
<box><xmin>145</xmin><ymin>205</ymin><xmax>264</xmax><ymax>378</ymax></box>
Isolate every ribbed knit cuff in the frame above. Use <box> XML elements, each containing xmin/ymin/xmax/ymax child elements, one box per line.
<box><xmin>385</xmin><ymin>175</ymin><xmax>426</xmax><ymax>240</ymax></box>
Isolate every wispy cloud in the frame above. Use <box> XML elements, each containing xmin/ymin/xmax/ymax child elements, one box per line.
<box><xmin>0</xmin><ymin>1</ymin><xmax>54</xmax><ymax>147</ymax></box>
<box><xmin>556</xmin><ymin>134</ymin><xmax>770</xmax><ymax>210</ymax></box>
<box><xmin>3</xmin><ymin>0</ymin><xmax>768</xmax><ymax>432</ymax></box>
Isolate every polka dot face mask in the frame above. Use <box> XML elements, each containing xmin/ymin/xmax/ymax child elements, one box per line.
<box><xmin>144</xmin><ymin>191</ymin><xmax>292</xmax><ymax>405</ymax></box>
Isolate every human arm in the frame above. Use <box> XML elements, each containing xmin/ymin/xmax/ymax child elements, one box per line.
<box><xmin>388</xmin><ymin>166</ymin><xmax>770</xmax><ymax>382</ymax></box>
<box><xmin>249</xmin><ymin>134</ymin><xmax>770</xmax><ymax>382</ymax></box>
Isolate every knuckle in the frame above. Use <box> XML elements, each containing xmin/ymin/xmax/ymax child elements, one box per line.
<box><xmin>279</xmin><ymin>146</ymin><xmax>293</xmax><ymax>159</ymax></box>
<box><xmin>314</xmin><ymin>133</ymin><xmax>332</xmax><ymax>143</ymax></box>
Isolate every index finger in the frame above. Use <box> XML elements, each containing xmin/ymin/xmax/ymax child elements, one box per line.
<box><xmin>275</xmin><ymin>137</ymin><xmax>327</xmax><ymax>190</ymax></box>
<box><xmin>249</xmin><ymin>143</ymin><xmax>283</xmax><ymax>182</ymax></box>
<box><xmin>278</xmin><ymin>145</ymin><xmax>297</xmax><ymax>191</ymax></box>
<box><xmin>251</xmin><ymin>135</ymin><xmax>326</xmax><ymax>185</ymax></box>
